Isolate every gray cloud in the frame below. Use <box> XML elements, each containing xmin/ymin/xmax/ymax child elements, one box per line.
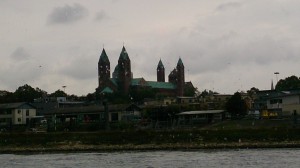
<box><xmin>59</xmin><ymin>56</ymin><xmax>96</xmax><ymax>80</ymax></box>
<box><xmin>48</xmin><ymin>3</ymin><xmax>88</xmax><ymax>24</ymax></box>
<box><xmin>95</xmin><ymin>10</ymin><xmax>107</xmax><ymax>21</ymax></box>
<box><xmin>10</xmin><ymin>47</ymin><xmax>30</xmax><ymax>61</ymax></box>
<box><xmin>216</xmin><ymin>2</ymin><xmax>242</xmax><ymax>11</ymax></box>
<box><xmin>2</xmin><ymin>1</ymin><xmax>300</xmax><ymax>95</ymax></box>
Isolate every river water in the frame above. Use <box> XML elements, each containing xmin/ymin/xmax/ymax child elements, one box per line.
<box><xmin>0</xmin><ymin>148</ymin><xmax>299</xmax><ymax>168</ymax></box>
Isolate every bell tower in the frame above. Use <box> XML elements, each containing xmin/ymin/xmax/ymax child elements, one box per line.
<box><xmin>98</xmin><ymin>48</ymin><xmax>110</xmax><ymax>89</ymax></box>
<box><xmin>117</xmin><ymin>46</ymin><xmax>132</xmax><ymax>93</ymax></box>
<box><xmin>176</xmin><ymin>58</ymin><xmax>185</xmax><ymax>96</ymax></box>
<box><xmin>157</xmin><ymin>59</ymin><xmax>165</xmax><ymax>82</ymax></box>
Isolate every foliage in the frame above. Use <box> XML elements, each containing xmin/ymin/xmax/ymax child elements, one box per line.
<box><xmin>198</xmin><ymin>89</ymin><xmax>219</xmax><ymax>98</ymax></box>
<box><xmin>184</xmin><ymin>86</ymin><xmax>197</xmax><ymax>97</ymax></box>
<box><xmin>247</xmin><ymin>87</ymin><xmax>259</xmax><ymax>99</ymax></box>
<box><xmin>13</xmin><ymin>84</ymin><xmax>47</xmax><ymax>102</ymax></box>
<box><xmin>86</xmin><ymin>92</ymin><xmax>96</xmax><ymax>101</ymax></box>
<box><xmin>105</xmin><ymin>92</ymin><xmax>130</xmax><ymax>104</ymax></box>
<box><xmin>164</xmin><ymin>104</ymin><xmax>181</xmax><ymax>117</ymax></box>
<box><xmin>2</xmin><ymin>129</ymin><xmax>300</xmax><ymax>147</ymax></box>
<box><xmin>0</xmin><ymin>91</ymin><xmax>15</xmax><ymax>103</ymax></box>
<box><xmin>225</xmin><ymin>92</ymin><xmax>247</xmax><ymax>118</ymax></box>
<box><xmin>49</xmin><ymin>89</ymin><xmax>67</xmax><ymax>97</ymax></box>
<box><xmin>276</xmin><ymin>75</ymin><xmax>300</xmax><ymax>91</ymax></box>
<box><xmin>129</xmin><ymin>87</ymin><xmax>156</xmax><ymax>103</ymax></box>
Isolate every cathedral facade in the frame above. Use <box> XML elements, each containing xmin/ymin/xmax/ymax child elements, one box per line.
<box><xmin>97</xmin><ymin>46</ymin><xmax>194</xmax><ymax>97</ymax></box>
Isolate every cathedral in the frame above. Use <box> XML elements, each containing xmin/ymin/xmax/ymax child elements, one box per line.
<box><xmin>97</xmin><ymin>46</ymin><xmax>194</xmax><ymax>97</ymax></box>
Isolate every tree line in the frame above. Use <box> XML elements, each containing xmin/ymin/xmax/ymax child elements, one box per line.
<box><xmin>0</xmin><ymin>84</ymin><xmax>96</xmax><ymax>104</ymax></box>
<box><xmin>1</xmin><ymin>75</ymin><xmax>299</xmax><ymax>119</ymax></box>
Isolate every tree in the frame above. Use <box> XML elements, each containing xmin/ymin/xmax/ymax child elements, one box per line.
<box><xmin>49</xmin><ymin>90</ymin><xmax>67</xmax><ymax>97</ymax></box>
<box><xmin>225</xmin><ymin>92</ymin><xmax>247</xmax><ymax>118</ymax></box>
<box><xmin>0</xmin><ymin>90</ymin><xmax>15</xmax><ymax>103</ymax></box>
<box><xmin>247</xmin><ymin>87</ymin><xmax>259</xmax><ymax>99</ymax></box>
<box><xmin>14</xmin><ymin>84</ymin><xmax>46</xmax><ymax>102</ymax></box>
<box><xmin>276</xmin><ymin>75</ymin><xmax>300</xmax><ymax>91</ymax></box>
<box><xmin>130</xmin><ymin>88</ymin><xmax>156</xmax><ymax>103</ymax></box>
<box><xmin>184</xmin><ymin>85</ymin><xmax>197</xmax><ymax>97</ymax></box>
<box><xmin>86</xmin><ymin>92</ymin><xmax>96</xmax><ymax>102</ymax></box>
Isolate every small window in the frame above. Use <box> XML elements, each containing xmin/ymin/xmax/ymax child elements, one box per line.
<box><xmin>18</xmin><ymin>118</ymin><xmax>21</xmax><ymax>122</ymax></box>
<box><xmin>18</xmin><ymin>110</ymin><xmax>21</xmax><ymax>114</ymax></box>
<box><xmin>26</xmin><ymin>110</ymin><xmax>29</xmax><ymax>116</ymax></box>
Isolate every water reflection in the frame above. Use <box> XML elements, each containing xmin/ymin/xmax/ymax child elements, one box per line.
<box><xmin>0</xmin><ymin>149</ymin><xmax>299</xmax><ymax>168</ymax></box>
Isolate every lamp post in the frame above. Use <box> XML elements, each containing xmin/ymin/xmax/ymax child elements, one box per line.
<box><xmin>274</xmin><ymin>72</ymin><xmax>280</xmax><ymax>90</ymax></box>
<box><xmin>62</xmin><ymin>85</ymin><xmax>67</xmax><ymax>100</ymax></box>
<box><xmin>274</xmin><ymin>72</ymin><xmax>279</xmax><ymax>84</ymax></box>
<box><xmin>62</xmin><ymin>85</ymin><xmax>66</xmax><ymax>93</ymax></box>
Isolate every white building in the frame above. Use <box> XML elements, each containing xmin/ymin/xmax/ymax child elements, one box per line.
<box><xmin>0</xmin><ymin>102</ymin><xmax>36</xmax><ymax>125</ymax></box>
<box><xmin>266</xmin><ymin>91</ymin><xmax>300</xmax><ymax>117</ymax></box>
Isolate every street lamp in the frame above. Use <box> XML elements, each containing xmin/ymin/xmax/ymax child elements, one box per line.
<box><xmin>62</xmin><ymin>85</ymin><xmax>66</xmax><ymax>93</ymax></box>
<box><xmin>274</xmin><ymin>72</ymin><xmax>279</xmax><ymax>84</ymax></box>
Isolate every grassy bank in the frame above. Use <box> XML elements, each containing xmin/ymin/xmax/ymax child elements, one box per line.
<box><xmin>1</xmin><ymin>128</ymin><xmax>300</xmax><ymax>153</ymax></box>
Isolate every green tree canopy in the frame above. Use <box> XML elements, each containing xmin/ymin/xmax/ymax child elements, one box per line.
<box><xmin>247</xmin><ymin>87</ymin><xmax>259</xmax><ymax>99</ymax></box>
<box><xmin>49</xmin><ymin>89</ymin><xmax>67</xmax><ymax>97</ymax></box>
<box><xmin>276</xmin><ymin>75</ymin><xmax>300</xmax><ymax>91</ymax></box>
<box><xmin>0</xmin><ymin>90</ymin><xmax>15</xmax><ymax>103</ymax></box>
<box><xmin>225</xmin><ymin>92</ymin><xmax>247</xmax><ymax>118</ymax></box>
<box><xmin>14</xmin><ymin>84</ymin><xmax>47</xmax><ymax>102</ymax></box>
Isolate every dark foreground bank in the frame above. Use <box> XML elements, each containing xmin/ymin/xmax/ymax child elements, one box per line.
<box><xmin>1</xmin><ymin>129</ymin><xmax>300</xmax><ymax>153</ymax></box>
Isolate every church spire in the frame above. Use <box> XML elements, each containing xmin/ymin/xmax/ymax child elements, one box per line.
<box><xmin>176</xmin><ymin>57</ymin><xmax>185</xmax><ymax>96</ymax></box>
<box><xmin>271</xmin><ymin>79</ymin><xmax>274</xmax><ymax>90</ymax></box>
<box><xmin>98</xmin><ymin>48</ymin><xmax>110</xmax><ymax>89</ymax></box>
<box><xmin>177</xmin><ymin>57</ymin><xmax>184</xmax><ymax>67</ymax></box>
<box><xmin>157</xmin><ymin>59</ymin><xmax>164</xmax><ymax>69</ymax></box>
<box><xmin>157</xmin><ymin>59</ymin><xmax>165</xmax><ymax>82</ymax></box>
<box><xmin>119</xmin><ymin>46</ymin><xmax>130</xmax><ymax>60</ymax></box>
<box><xmin>117</xmin><ymin>46</ymin><xmax>131</xmax><ymax>93</ymax></box>
<box><xmin>99</xmin><ymin>48</ymin><xmax>109</xmax><ymax>63</ymax></box>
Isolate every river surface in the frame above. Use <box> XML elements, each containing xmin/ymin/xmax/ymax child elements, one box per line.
<box><xmin>0</xmin><ymin>148</ymin><xmax>299</xmax><ymax>168</ymax></box>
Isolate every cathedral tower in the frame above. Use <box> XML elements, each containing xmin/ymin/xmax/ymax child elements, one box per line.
<box><xmin>98</xmin><ymin>48</ymin><xmax>110</xmax><ymax>89</ymax></box>
<box><xmin>157</xmin><ymin>59</ymin><xmax>165</xmax><ymax>82</ymax></box>
<box><xmin>176</xmin><ymin>58</ymin><xmax>185</xmax><ymax>96</ymax></box>
<box><xmin>117</xmin><ymin>46</ymin><xmax>132</xmax><ymax>93</ymax></box>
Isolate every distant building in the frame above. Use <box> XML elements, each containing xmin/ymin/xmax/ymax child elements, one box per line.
<box><xmin>0</xmin><ymin>102</ymin><xmax>36</xmax><ymax>126</ymax></box>
<box><xmin>201</xmin><ymin>94</ymin><xmax>232</xmax><ymax>110</ymax></box>
<box><xmin>96</xmin><ymin>46</ymin><xmax>195</xmax><ymax>97</ymax></box>
<box><xmin>253</xmin><ymin>89</ymin><xmax>300</xmax><ymax>118</ymax></box>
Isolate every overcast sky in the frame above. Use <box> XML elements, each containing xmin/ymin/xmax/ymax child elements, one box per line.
<box><xmin>1</xmin><ymin>0</ymin><xmax>300</xmax><ymax>96</ymax></box>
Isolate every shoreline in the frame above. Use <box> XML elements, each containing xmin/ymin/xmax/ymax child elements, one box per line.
<box><xmin>2</xmin><ymin>128</ymin><xmax>300</xmax><ymax>154</ymax></box>
<box><xmin>1</xmin><ymin>141</ymin><xmax>300</xmax><ymax>154</ymax></box>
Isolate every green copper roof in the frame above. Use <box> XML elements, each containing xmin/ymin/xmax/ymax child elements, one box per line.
<box><xmin>131</xmin><ymin>78</ymin><xmax>145</xmax><ymax>86</ymax></box>
<box><xmin>119</xmin><ymin>46</ymin><xmax>130</xmax><ymax>60</ymax></box>
<box><xmin>177</xmin><ymin>58</ymin><xmax>183</xmax><ymax>66</ymax></box>
<box><xmin>131</xmin><ymin>78</ymin><xmax>176</xmax><ymax>89</ymax></box>
<box><xmin>100</xmin><ymin>87</ymin><xmax>113</xmax><ymax>94</ymax></box>
<box><xmin>157</xmin><ymin>59</ymin><xmax>164</xmax><ymax>69</ymax></box>
<box><xmin>99</xmin><ymin>48</ymin><xmax>109</xmax><ymax>63</ymax></box>
<box><xmin>147</xmin><ymin>81</ymin><xmax>176</xmax><ymax>89</ymax></box>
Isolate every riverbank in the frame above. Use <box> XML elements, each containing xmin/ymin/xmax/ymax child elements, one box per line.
<box><xmin>2</xmin><ymin>141</ymin><xmax>300</xmax><ymax>154</ymax></box>
<box><xmin>1</xmin><ymin>128</ymin><xmax>300</xmax><ymax>153</ymax></box>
